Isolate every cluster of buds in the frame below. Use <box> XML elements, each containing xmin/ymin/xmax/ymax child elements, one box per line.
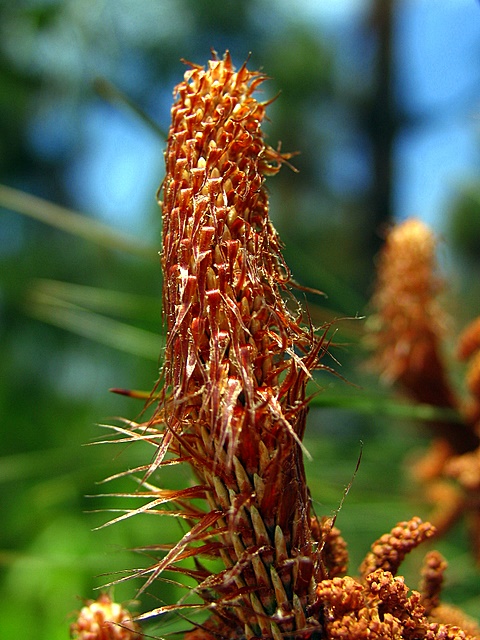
<box><xmin>318</xmin><ymin>518</ymin><xmax>479</xmax><ymax>639</ymax></box>
<box><xmin>94</xmin><ymin>55</ymin><xmax>479</xmax><ymax>639</ymax></box>
<box><xmin>70</xmin><ymin>594</ymin><xmax>141</xmax><ymax>640</ymax></box>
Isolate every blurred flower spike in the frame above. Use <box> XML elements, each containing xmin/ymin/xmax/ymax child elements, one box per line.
<box><xmin>367</xmin><ymin>217</ymin><xmax>480</xmax><ymax>565</ymax></box>
<box><xmin>367</xmin><ymin>218</ymin><xmax>454</xmax><ymax>408</ymax></box>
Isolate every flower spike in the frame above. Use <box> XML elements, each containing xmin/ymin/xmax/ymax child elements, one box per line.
<box><xmin>92</xmin><ymin>57</ymin><xmax>479</xmax><ymax>640</ymax></box>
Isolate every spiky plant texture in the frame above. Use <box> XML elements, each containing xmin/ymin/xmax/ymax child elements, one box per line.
<box><xmin>157</xmin><ymin>50</ymin><xmax>328</xmax><ymax>639</ymax></box>
<box><xmin>97</xmin><ymin>55</ymin><xmax>480</xmax><ymax>640</ymax></box>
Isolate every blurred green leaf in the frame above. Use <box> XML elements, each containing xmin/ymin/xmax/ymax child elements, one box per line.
<box><xmin>30</xmin><ymin>279</ymin><xmax>161</xmax><ymax>321</ymax></box>
<box><xmin>0</xmin><ymin>184</ymin><xmax>157</xmax><ymax>259</ymax></box>
<box><xmin>0</xmin><ymin>447</ymin><xmax>87</xmax><ymax>484</ymax></box>
<box><xmin>309</xmin><ymin>390</ymin><xmax>462</xmax><ymax>423</ymax></box>
<box><xmin>27</xmin><ymin>290</ymin><xmax>163</xmax><ymax>361</ymax></box>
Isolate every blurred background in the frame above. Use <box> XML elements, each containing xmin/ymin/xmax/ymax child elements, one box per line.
<box><xmin>1</xmin><ymin>0</ymin><xmax>480</xmax><ymax>637</ymax></box>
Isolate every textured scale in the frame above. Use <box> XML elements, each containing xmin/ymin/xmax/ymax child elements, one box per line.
<box><xmin>159</xmin><ymin>52</ymin><xmax>326</xmax><ymax>638</ymax></box>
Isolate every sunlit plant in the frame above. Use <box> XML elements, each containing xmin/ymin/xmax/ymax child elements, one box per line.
<box><xmin>69</xmin><ymin>54</ymin><xmax>480</xmax><ymax>639</ymax></box>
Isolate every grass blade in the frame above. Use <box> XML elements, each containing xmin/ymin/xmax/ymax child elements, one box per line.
<box><xmin>94</xmin><ymin>77</ymin><xmax>168</xmax><ymax>139</ymax></box>
<box><xmin>30</xmin><ymin>279</ymin><xmax>161</xmax><ymax>321</ymax></box>
<box><xmin>0</xmin><ymin>184</ymin><xmax>157</xmax><ymax>259</ymax></box>
<box><xmin>310</xmin><ymin>391</ymin><xmax>462</xmax><ymax>423</ymax></box>
<box><xmin>27</xmin><ymin>292</ymin><xmax>163</xmax><ymax>361</ymax></box>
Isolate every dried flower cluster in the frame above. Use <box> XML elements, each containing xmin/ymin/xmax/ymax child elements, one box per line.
<box><xmin>70</xmin><ymin>594</ymin><xmax>141</xmax><ymax>640</ymax></box>
<box><xmin>94</xmin><ymin>56</ymin><xmax>479</xmax><ymax>639</ymax></box>
<box><xmin>368</xmin><ymin>217</ymin><xmax>480</xmax><ymax>562</ymax></box>
<box><xmin>317</xmin><ymin>517</ymin><xmax>479</xmax><ymax>639</ymax></box>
